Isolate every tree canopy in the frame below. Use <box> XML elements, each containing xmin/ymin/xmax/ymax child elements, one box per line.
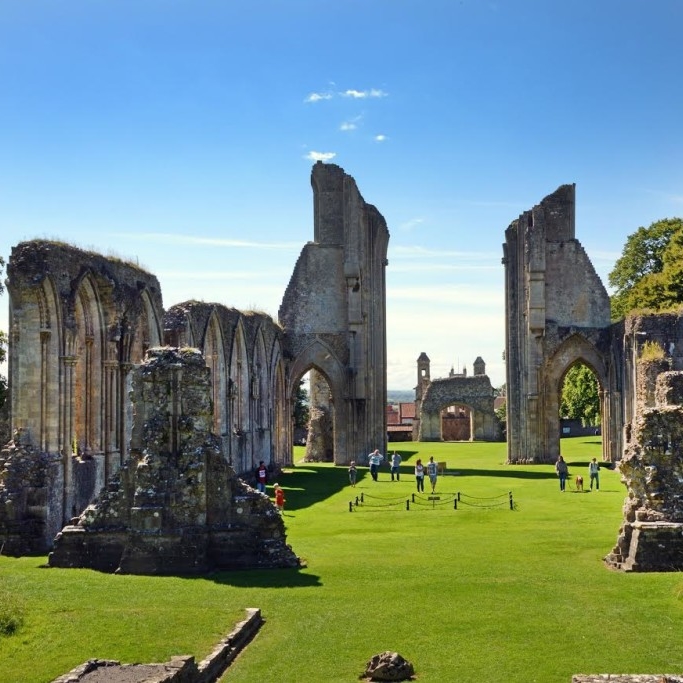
<box><xmin>609</xmin><ymin>217</ymin><xmax>683</xmax><ymax>319</ymax></box>
<box><xmin>560</xmin><ymin>363</ymin><xmax>600</xmax><ymax>426</ymax></box>
<box><xmin>293</xmin><ymin>379</ymin><xmax>309</xmax><ymax>430</ymax></box>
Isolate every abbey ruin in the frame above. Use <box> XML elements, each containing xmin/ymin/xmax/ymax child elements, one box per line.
<box><xmin>0</xmin><ymin>161</ymin><xmax>388</xmax><ymax>559</ymax></box>
<box><xmin>2</xmin><ymin>165</ymin><xmax>683</xmax><ymax>571</ymax></box>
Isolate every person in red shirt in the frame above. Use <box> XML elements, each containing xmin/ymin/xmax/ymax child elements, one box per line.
<box><xmin>273</xmin><ymin>483</ymin><xmax>286</xmax><ymax>513</ymax></box>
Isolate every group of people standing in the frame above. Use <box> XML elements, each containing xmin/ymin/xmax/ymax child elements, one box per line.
<box><xmin>351</xmin><ymin>450</ymin><xmax>439</xmax><ymax>494</ymax></box>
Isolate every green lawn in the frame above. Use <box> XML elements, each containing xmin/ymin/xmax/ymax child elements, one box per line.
<box><xmin>1</xmin><ymin>438</ymin><xmax>683</xmax><ymax>683</ymax></box>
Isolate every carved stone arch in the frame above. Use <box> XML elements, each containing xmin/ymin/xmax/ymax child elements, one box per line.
<box><xmin>289</xmin><ymin>339</ymin><xmax>347</xmax><ymax>464</ymax></box>
<box><xmin>71</xmin><ymin>271</ymin><xmax>105</xmax><ymax>458</ymax></box>
<box><xmin>202</xmin><ymin>309</ymin><xmax>228</xmax><ymax>439</ymax></box>
<box><xmin>8</xmin><ymin>275</ymin><xmax>61</xmax><ymax>453</ymax></box>
<box><xmin>543</xmin><ymin>333</ymin><xmax>608</xmax><ymax>461</ymax></box>
<box><xmin>125</xmin><ymin>290</ymin><xmax>161</xmax><ymax>365</ymax></box>
<box><xmin>288</xmin><ymin>339</ymin><xmax>346</xmax><ymax>404</ymax></box>
<box><xmin>270</xmin><ymin>339</ymin><xmax>289</xmax><ymax>466</ymax></box>
<box><xmin>228</xmin><ymin>318</ymin><xmax>251</xmax><ymax>472</ymax></box>
<box><xmin>252</xmin><ymin>327</ymin><xmax>268</xmax><ymax>428</ymax></box>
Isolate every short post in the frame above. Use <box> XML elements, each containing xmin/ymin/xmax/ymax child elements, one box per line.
<box><xmin>509</xmin><ymin>491</ymin><xmax>514</xmax><ymax>510</ymax></box>
<box><xmin>361</xmin><ymin>492</ymin><xmax>364</xmax><ymax>504</ymax></box>
<box><xmin>453</xmin><ymin>498</ymin><xmax>458</xmax><ymax>510</ymax></box>
<box><xmin>457</xmin><ymin>491</ymin><xmax>461</xmax><ymax>501</ymax></box>
<box><xmin>411</xmin><ymin>493</ymin><xmax>415</xmax><ymax>503</ymax></box>
<box><xmin>355</xmin><ymin>496</ymin><xmax>360</xmax><ymax>506</ymax></box>
<box><xmin>406</xmin><ymin>499</ymin><xmax>410</xmax><ymax>511</ymax></box>
<box><xmin>349</xmin><ymin>501</ymin><xmax>353</xmax><ymax>512</ymax></box>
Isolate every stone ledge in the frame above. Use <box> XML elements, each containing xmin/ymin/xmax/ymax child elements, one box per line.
<box><xmin>50</xmin><ymin>608</ymin><xmax>263</xmax><ymax>683</ymax></box>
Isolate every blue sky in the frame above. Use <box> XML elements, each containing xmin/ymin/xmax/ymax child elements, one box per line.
<box><xmin>1</xmin><ymin>1</ymin><xmax>682</xmax><ymax>390</ymax></box>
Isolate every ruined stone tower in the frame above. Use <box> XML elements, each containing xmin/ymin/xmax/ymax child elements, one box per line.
<box><xmin>502</xmin><ymin>185</ymin><xmax>615</xmax><ymax>463</ymax></box>
<box><xmin>279</xmin><ymin>162</ymin><xmax>389</xmax><ymax>464</ymax></box>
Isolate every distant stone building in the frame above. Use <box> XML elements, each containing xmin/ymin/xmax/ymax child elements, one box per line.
<box><xmin>413</xmin><ymin>354</ymin><xmax>500</xmax><ymax>442</ymax></box>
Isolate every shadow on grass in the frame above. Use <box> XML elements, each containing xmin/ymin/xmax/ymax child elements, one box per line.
<box><xmin>194</xmin><ymin>567</ymin><xmax>322</xmax><ymax>589</ymax></box>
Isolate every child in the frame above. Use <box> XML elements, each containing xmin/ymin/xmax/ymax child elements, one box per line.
<box><xmin>273</xmin><ymin>483</ymin><xmax>286</xmax><ymax>513</ymax></box>
<box><xmin>348</xmin><ymin>461</ymin><xmax>357</xmax><ymax>487</ymax></box>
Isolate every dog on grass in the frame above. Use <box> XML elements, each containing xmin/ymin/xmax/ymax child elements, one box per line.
<box><xmin>575</xmin><ymin>475</ymin><xmax>584</xmax><ymax>492</ymax></box>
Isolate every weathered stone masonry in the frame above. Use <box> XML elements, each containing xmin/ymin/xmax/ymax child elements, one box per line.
<box><xmin>48</xmin><ymin>348</ymin><xmax>299</xmax><ymax>574</ymax></box>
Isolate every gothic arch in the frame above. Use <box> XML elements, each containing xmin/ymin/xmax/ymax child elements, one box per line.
<box><xmin>71</xmin><ymin>272</ymin><xmax>105</xmax><ymax>458</ymax></box>
<box><xmin>543</xmin><ymin>334</ymin><xmax>608</xmax><ymax>461</ymax></box>
<box><xmin>288</xmin><ymin>339</ymin><xmax>346</xmax><ymax>404</ymax></box>
<box><xmin>248</xmin><ymin>326</ymin><xmax>270</xmax><ymax>465</ymax></box>
<box><xmin>203</xmin><ymin>309</ymin><xmax>228</xmax><ymax>439</ymax></box>
<box><xmin>271</xmin><ymin>342</ymin><xmax>289</xmax><ymax>465</ymax></box>
<box><xmin>229</xmin><ymin>319</ymin><xmax>250</xmax><ymax>472</ymax></box>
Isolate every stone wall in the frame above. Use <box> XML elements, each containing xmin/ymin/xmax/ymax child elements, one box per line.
<box><xmin>605</xmin><ymin>352</ymin><xmax>683</xmax><ymax>571</ymax></box>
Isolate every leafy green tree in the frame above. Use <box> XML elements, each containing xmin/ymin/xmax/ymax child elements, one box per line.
<box><xmin>609</xmin><ymin>218</ymin><xmax>683</xmax><ymax>319</ymax></box>
<box><xmin>293</xmin><ymin>379</ymin><xmax>309</xmax><ymax>430</ymax></box>
<box><xmin>560</xmin><ymin>363</ymin><xmax>600</xmax><ymax>426</ymax></box>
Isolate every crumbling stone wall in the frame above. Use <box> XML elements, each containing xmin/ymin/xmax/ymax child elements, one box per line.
<box><xmin>605</xmin><ymin>345</ymin><xmax>683</xmax><ymax>571</ymax></box>
<box><xmin>503</xmin><ymin>185</ymin><xmax>617</xmax><ymax>464</ymax></box>
<box><xmin>49</xmin><ymin>347</ymin><xmax>299</xmax><ymax>574</ymax></box>
<box><xmin>163</xmin><ymin>301</ymin><xmax>290</xmax><ymax>476</ymax></box>
<box><xmin>5</xmin><ymin>240</ymin><xmax>164</xmax><ymax>539</ymax></box>
<box><xmin>280</xmin><ymin>162</ymin><xmax>389</xmax><ymax>465</ymax></box>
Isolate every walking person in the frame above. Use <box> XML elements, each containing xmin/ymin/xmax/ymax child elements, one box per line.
<box><xmin>415</xmin><ymin>458</ymin><xmax>425</xmax><ymax>493</ymax></box>
<box><xmin>555</xmin><ymin>455</ymin><xmax>569</xmax><ymax>492</ymax></box>
<box><xmin>426</xmin><ymin>456</ymin><xmax>438</xmax><ymax>493</ymax></box>
<box><xmin>368</xmin><ymin>449</ymin><xmax>383</xmax><ymax>482</ymax></box>
<box><xmin>390</xmin><ymin>451</ymin><xmax>402</xmax><ymax>481</ymax></box>
<box><xmin>255</xmin><ymin>460</ymin><xmax>267</xmax><ymax>493</ymax></box>
<box><xmin>589</xmin><ymin>457</ymin><xmax>600</xmax><ymax>490</ymax></box>
<box><xmin>348</xmin><ymin>461</ymin><xmax>357</xmax><ymax>487</ymax></box>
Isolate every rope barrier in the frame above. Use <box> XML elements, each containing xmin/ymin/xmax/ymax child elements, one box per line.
<box><xmin>349</xmin><ymin>490</ymin><xmax>516</xmax><ymax>512</ymax></box>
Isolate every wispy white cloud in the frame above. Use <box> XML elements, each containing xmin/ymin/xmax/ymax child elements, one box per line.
<box><xmin>398</xmin><ymin>218</ymin><xmax>424</xmax><ymax>232</ymax></box>
<box><xmin>304</xmin><ymin>92</ymin><xmax>333</xmax><ymax>103</ymax></box>
<box><xmin>111</xmin><ymin>232</ymin><xmax>301</xmax><ymax>250</ymax></box>
<box><xmin>340</xmin><ymin>114</ymin><xmax>363</xmax><ymax>132</ymax></box>
<box><xmin>374</xmin><ymin>134</ymin><xmax>387</xmax><ymax>142</ymax></box>
<box><xmin>305</xmin><ymin>151</ymin><xmax>336</xmax><ymax>162</ymax></box>
<box><xmin>342</xmin><ymin>88</ymin><xmax>388</xmax><ymax>99</ymax></box>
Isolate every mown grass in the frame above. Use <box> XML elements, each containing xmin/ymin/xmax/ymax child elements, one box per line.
<box><xmin>1</xmin><ymin>438</ymin><xmax>683</xmax><ymax>683</ymax></box>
